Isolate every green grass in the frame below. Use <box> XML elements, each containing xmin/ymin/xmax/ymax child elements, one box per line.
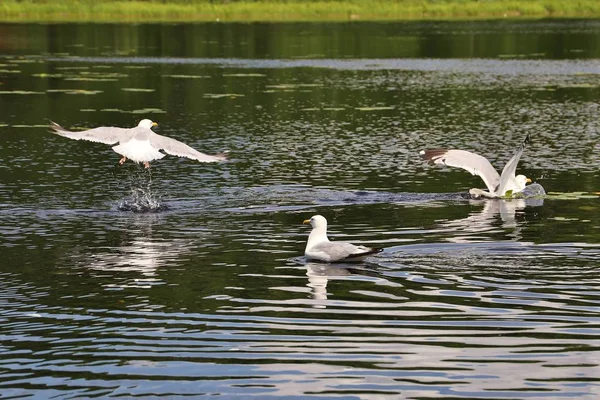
<box><xmin>2</xmin><ymin>0</ymin><xmax>600</xmax><ymax>22</ymax></box>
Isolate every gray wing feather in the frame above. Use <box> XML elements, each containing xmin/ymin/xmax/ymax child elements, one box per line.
<box><xmin>149</xmin><ymin>133</ymin><xmax>227</xmax><ymax>163</ymax></box>
<box><xmin>496</xmin><ymin>135</ymin><xmax>529</xmax><ymax>195</ymax></box>
<box><xmin>420</xmin><ymin>149</ymin><xmax>500</xmax><ymax>193</ymax></box>
<box><xmin>49</xmin><ymin>121</ymin><xmax>133</xmax><ymax>145</ymax></box>
<box><xmin>311</xmin><ymin>241</ymin><xmax>377</xmax><ymax>262</ymax></box>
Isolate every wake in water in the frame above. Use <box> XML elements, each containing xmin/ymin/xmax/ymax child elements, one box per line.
<box><xmin>117</xmin><ymin>167</ymin><xmax>169</xmax><ymax>213</ymax></box>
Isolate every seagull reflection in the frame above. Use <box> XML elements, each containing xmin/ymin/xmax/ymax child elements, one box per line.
<box><xmin>436</xmin><ymin>197</ymin><xmax>543</xmax><ymax>242</ymax></box>
<box><xmin>305</xmin><ymin>263</ymin><xmax>352</xmax><ymax>305</ymax></box>
<box><xmin>305</xmin><ymin>262</ymin><xmax>383</xmax><ymax>307</ymax></box>
<box><xmin>83</xmin><ymin>216</ymin><xmax>193</xmax><ymax>289</ymax></box>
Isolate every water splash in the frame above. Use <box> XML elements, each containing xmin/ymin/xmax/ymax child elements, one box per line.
<box><xmin>117</xmin><ymin>168</ymin><xmax>168</xmax><ymax>213</ymax></box>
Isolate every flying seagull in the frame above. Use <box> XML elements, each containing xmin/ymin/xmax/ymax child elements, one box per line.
<box><xmin>303</xmin><ymin>215</ymin><xmax>382</xmax><ymax>263</ymax></box>
<box><xmin>420</xmin><ymin>135</ymin><xmax>532</xmax><ymax>198</ymax></box>
<box><xmin>50</xmin><ymin>119</ymin><xmax>227</xmax><ymax>168</ymax></box>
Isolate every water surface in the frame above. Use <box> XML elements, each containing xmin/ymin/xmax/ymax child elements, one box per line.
<box><xmin>0</xmin><ymin>20</ymin><xmax>599</xmax><ymax>399</ymax></box>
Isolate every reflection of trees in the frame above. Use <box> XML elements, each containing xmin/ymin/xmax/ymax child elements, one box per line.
<box><xmin>4</xmin><ymin>22</ymin><xmax>600</xmax><ymax>59</ymax></box>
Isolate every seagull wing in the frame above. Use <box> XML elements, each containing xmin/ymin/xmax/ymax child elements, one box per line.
<box><xmin>49</xmin><ymin>121</ymin><xmax>134</xmax><ymax>145</ymax></box>
<box><xmin>496</xmin><ymin>134</ymin><xmax>529</xmax><ymax>195</ymax></box>
<box><xmin>149</xmin><ymin>132</ymin><xmax>227</xmax><ymax>163</ymax></box>
<box><xmin>309</xmin><ymin>241</ymin><xmax>380</xmax><ymax>262</ymax></box>
<box><xmin>420</xmin><ymin>148</ymin><xmax>500</xmax><ymax>193</ymax></box>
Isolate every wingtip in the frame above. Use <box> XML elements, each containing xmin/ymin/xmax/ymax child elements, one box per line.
<box><xmin>215</xmin><ymin>151</ymin><xmax>229</xmax><ymax>161</ymax></box>
<box><xmin>420</xmin><ymin>148</ymin><xmax>447</xmax><ymax>162</ymax></box>
<box><xmin>48</xmin><ymin>120</ymin><xmax>63</xmax><ymax>132</ymax></box>
<box><xmin>47</xmin><ymin>120</ymin><xmax>62</xmax><ymax>134</ymax></box>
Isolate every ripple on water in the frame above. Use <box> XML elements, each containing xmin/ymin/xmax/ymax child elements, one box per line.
<box><xmin>1</xmin><ymin>237</ymin><xmax>599</xmax><ymax>398</ymax></box>
<box><xmin>1</xmin><ymin>25</ymin><xmax>599</xmax><ymax>398</ymax></box>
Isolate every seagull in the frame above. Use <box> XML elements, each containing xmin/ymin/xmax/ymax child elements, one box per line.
<box><xmin>420</xmin><ymin>135</ymin><xmax>532</xmax><ymax>198</ymax></box>
<box><xmin>303</xmin><ymin>215</ymin><xmax>382</xmax><ymax>263</ymax></box>
<box><xmin>50</xmin><ymin>119</ymin><xmax>227</xmax><ymax>168</ymax></box>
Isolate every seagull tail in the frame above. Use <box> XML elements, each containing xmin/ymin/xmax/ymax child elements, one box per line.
<box><xmin>345</xmin><ymin>247</ymin><xmax>383</xmax><ymax>260</ymax></box>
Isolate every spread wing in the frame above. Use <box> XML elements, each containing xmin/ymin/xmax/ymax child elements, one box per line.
<box><xmin>49</xmin><ymin>121</ymin><xmax>134</xmax><ymax>145</ymax></box>
<box><xmin>497</xmin><ymin>134</ymin><xmax>529</xmax><ymax>195</ymax></box>
<box><xmin>420</xmin><ymin>148</ymin><xmax>500</xmax><ymax>193</ymax></box>
<box><xmin>149</xmin><ymin>133</ymin><xmax>227</xmax><ymax>163</ymax></box>
<box><xmin>309</xmin><ymin>241</ymin><xmax>381</xmax><ymax>262</ymax></box>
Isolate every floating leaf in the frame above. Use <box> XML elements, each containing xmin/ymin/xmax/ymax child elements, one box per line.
<box><xmin>33</xmin><ymin>73</ymin><xmax>65</xmax><ymax>78</ymax></box>
<box><xmin>301</xmin><ymin>108</ymin><xmax>320</xmax><ymax>111</ymax></box>
<box><xmin>549</xmin><ymin>216</ymin><xmax>579</xmax><ymax>221</ymax></box>
<box><xmin>55</xmin><ymin>66</ymin><xmax>89</xmax><ymax>70</ymax></box>
<box><xmin>0</xmin><ymin>70</ymin><xmax>21</xmax><ymax>74</ymax></box>
<box><xmin>65</xmin><ymin>77</ymin><xmax>118</xmax><ymax>82</ymax></box>
<box><xmin>323</xmin><ymin>107</ymin><xmax>345</xmax><ymax>111</ymax></box>
<box><xmin>131</xmin><ymin>108</ymin><xmax>166</xmax><ymax>114</ymax></box>
<box><xmin>163</xmin><ymin>74</ymin><xmax>210</xmax><ymax>79</ymax></box>
<box><xmin>558</xmin><ymin>83</ymin><xmax>598</xmax><ymax>89</ymax></box>
<box><xmin>355</xmin><ymin>106</ymin><xmax>395</xmax><ymax>111</ymax></box>
<box><xmin>203</xmin><ymin>93</ymin><xmax>245</xmax><ymax>99</ymax></box>
<box><xmin>12</xmin><ymin>124</ymin><xmax>51</xmax><ymax>128</ymax></box>
<box><xmin>547</xmin><ymin>191</ymin><xmax>600</xmax><ymax>200</ymax></box>
<box><xmin>503</xmin><ymin>190</ymin><xmax>514</xmax><ymax>198</ymax></box>
<box><xmin>65</xmin><ymin>71</ymin><xmax>128</xmax><ymax>82</ymax></box>
<box><xmin>0</xmin><ymin>123</ymin><xmax>8</xmax><ymax>127</ymax></box>
<box><xmin>8</xmin><ymin>59</ymin><xmax>38</xmax><ymax>64</ymax></box>
<box><xmin>125</xmin><ymin>66</ymin><xmax>151</xmax><ymax>69</ymax></box>
<box><xmin>47</xmin><ymin>89</ymin><xmax>103</xmax><ymax>95</ymax></box>
<box><xmin>0</xmin><ymin>90</ymin><xmax>44</xmax><ymax>95</ymax></box>
<box><xmin>100</xmin><ymin>107</ymin><xmax>166</xmax><ymax>114</ymax></box>
<box><xmin>80</xmin><ymin>109</ymin><xmax>96</xmax><ymax>112</ymax></box>
<box><xmin>223</xmin><ymin>73</ymin><xmax>266</xmax><ymax>77</ymax></box>
<box><xmin>121</xmin><ymin>88</ymin><xmax>155</xmax><ymax>92</ymax></box>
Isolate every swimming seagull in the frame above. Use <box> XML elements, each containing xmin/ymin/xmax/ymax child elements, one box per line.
<box><xmin>420</xmin><ymin>135</ymin><xmax>532</xmax><ymax>198</ymax></box>
<box><xmin>303</xmin><ymin>215</ymin><xmax>382</xmax><ymax>263</ymax></box>
<box><xmin>50</xmin><ymin>119</ymin><xmax>227</xmax><ymax>168</ymax></box>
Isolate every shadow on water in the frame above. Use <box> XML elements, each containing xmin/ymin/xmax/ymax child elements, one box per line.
<box><xmin>117</xmin><ymin>167</ymin><xmax>169</xmax><ymax>213</ymax></box>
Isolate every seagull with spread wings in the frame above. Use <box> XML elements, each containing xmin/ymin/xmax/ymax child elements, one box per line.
<box><xmin>420</xmin><ymin>135</ymin><xmax>532</xmax><ymax>198</ymax></box>
<box><xmin>50</xmin><ymin>119</ymin><xmax>227</xmax><ymax>168</ymax></box>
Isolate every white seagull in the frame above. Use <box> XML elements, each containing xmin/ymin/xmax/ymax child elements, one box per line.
<box><xmin>50</xmin><ymin>119</ymin><xmax>227</xmax><ymax>168</ymax></box>
<box><xmin>420</xmin><ymin>135</ymin><xmax>532</xmax><ymax>198</ymax></box>
<box><xmin>303</xmin><ymin>215</ymin><xmax>382</xmax><ymax>263</ymax></box>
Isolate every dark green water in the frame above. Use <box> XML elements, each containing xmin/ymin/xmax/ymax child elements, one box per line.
<box><xmin>0</xmin><ymin>20</ymin><xmax>599</xmax><ymax>399</ymax></box>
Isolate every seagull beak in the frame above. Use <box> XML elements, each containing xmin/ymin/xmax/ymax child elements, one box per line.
<box><xmin>152</xmin><ymin>122</ymin><xmax>158</xmax><ymax>127</ymax></box>
<box><xmin>526</xmin><ymin>178</ymin><xmax>532</xmax><ymax>183</ymax></box>
<box><xmin>302</xmin><ymin>219</ymin><xmax>311</xmax><ymax>225</ymax></box>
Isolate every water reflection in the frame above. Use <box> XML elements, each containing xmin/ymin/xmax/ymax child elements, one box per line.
<box><xmin>305</xmin><ymin>262</ymin><xmax>353</xmax><ymax>305</ymax></box>
<box><xmin>304</xmin><ymin>262</ymin><xmax>391</xmax><ymax>307</ymax></box>
<box><xmin>75</xmin><ymin>214</ymin><xmax>194</xmax><ymax>289</ymax></box>
<box><xmin>437</xmin><ymin>197</ymin><xmax>544</xmax><ymax>243</ymax></box>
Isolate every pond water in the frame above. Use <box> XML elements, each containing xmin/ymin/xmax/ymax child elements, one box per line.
<box><xmin>0</xmin><ymin>20</ymin><xmax>599</xmax><ymax>399</ymax></box>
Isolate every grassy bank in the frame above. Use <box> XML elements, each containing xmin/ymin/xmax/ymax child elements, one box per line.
<box><xmin>2</xmin><ymin>0</ymin><xmax>600</xmax><ymax>23</ymax></box>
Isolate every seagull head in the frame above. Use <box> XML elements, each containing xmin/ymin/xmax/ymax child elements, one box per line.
<box><xmin>303</xmin><ymin>215</ymin><xmax>328</xmax><ymax>229</ymax></box>
<box><xmin>138</xmin><ymin>119</ymin><xmax>158</xmax><ymax>129</ymax></box>
<box><xmin>515</xmin><ymin>174</ymin><xmax>532</xmax><ymax>190</ymax></box>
